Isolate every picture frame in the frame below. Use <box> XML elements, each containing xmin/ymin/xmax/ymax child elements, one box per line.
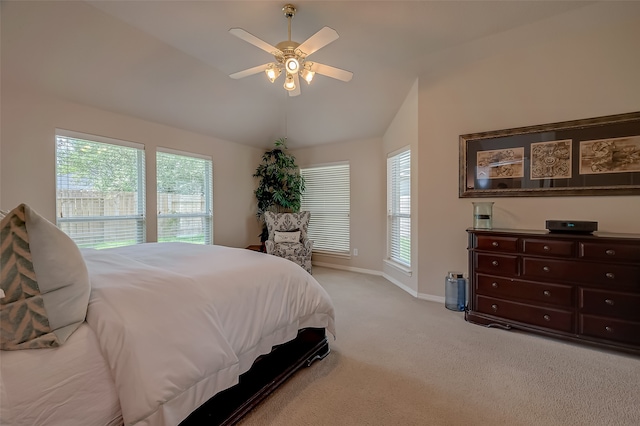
<box><xmin>459</xmin><ymin>111</ymin><xmax>640</xmax><ymax>197</ymax></box>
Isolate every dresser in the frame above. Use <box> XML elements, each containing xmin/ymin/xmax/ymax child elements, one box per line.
<box><xmin>466</xmin><ymin>228</ymin><xmax>640</xmax><ymax>355</ymax></box>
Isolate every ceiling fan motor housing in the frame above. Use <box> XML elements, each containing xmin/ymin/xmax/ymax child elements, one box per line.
<box><xmin>275</xmin><ymin>41</ymin><xmax>304</xmax><ymax>74</ymax></box>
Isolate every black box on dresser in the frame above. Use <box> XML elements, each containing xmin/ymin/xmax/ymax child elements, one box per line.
<box><xmin>466</xmin><ymin>228</ymin><xmax>640</xmax><ymax>355</ymax></box>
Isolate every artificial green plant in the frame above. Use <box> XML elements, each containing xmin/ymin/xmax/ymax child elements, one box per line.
<box><xmin>253</xmin><ymin>138</ymin><xmax>305</xmax><ymax>242</ymax></box>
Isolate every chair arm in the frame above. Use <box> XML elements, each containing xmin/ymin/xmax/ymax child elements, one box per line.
<box><xmin>302</xmin><ymin>238</ymin><xmax>314</xmax><ymax>252</ymax></box>
<box><xmin>264</xmin><ymin>240</ymin><xmax>275</xmax><ymax>254</ymax></box>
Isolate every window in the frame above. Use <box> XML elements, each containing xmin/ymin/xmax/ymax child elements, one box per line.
<box><xmin>300</xmin><ymin>163</ymin><xmax>350</xmax><ymax>255</ymax></box>
<box><xmin>157</xmin><ymin>149</ymin><xmax>213</xmax><ymax>245</ymax></box>
<box><xmin>387</xmin><ymin>148</ymin><xmax>411</xmax><ymax>267</ymax></box>
<box><xmin>56</xmin><ymin>130</ymin><xmax>145</xmax><ymax>249</ymax></box>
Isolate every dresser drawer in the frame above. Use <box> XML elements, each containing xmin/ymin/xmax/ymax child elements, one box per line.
<box><xmin>475</xmin><ymin>253</ymin><xmax>518</xmax><ymax>275</ymax></box>
<box><xmin>521</xmin><ymin>257</ymin><xmax>575</xmax><ymax>281</ymax></box>
<box><xmin>579</xmin><ymin>241</ymin><xmax>640</xmax><ymax>263</ymax></box>
<box><xmin>522</xmin><ymin>258</ymin><xmax>640</xmax><ymax>287</ymax></box>
<box><xmin>579</xmin><ymin>315</ymin><xmax>640</xmax><ymax>346</ymax></box>
<box><xmin>522</xmin><ymin>238</ymin><xmax>574</xmax><ymax>257</ymax></box>
<box><xmin>476</xmin><ymin>274</ymin><xmax>573</xmax><ymax>307</ymax></box>
<box><xmin>575</xmin><ymin>263</ymin><xmax>640</xmax><ymax>288</ymax></box>
<box><xmin>475</xmin><ymin>235</ymin><xmax>518</xmax><ymax>252</ymax></box>
<box><xmin>579</xmin><ymin>288</ymin><xmax>640</xmax><ymax>321</ymax></box>
<box><xmin>476</xmin><ymin>295</ymin><xmax>573</xmax><ymax>333</ymax></box>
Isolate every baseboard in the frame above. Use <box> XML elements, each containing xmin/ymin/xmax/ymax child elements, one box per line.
<box><xmin>382</xmin><ymin>273</ymin><xmax>418</xmax><ymax>297</ymax></box>
<box><xmin>382</xmin><ymin>273</ymin><xmax>445</xmax><ymax>304</ymax></box>
<box><xmin>416</xmin><ymin>293</ymin><xmax>446</xmax><ymax>304</ymax></box>
<box><xmin>314</xmin><ymin>262</ymin><xmax>445</xmax><ymax>305</ymax></box>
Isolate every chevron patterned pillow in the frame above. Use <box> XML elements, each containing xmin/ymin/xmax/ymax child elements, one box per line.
<box><xmin>0</xmin><ymin>204</ymin><xmax>90</xmax><ymax>350</ymax></box>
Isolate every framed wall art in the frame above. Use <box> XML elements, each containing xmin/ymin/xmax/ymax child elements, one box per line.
<box><xmin>459</xmin><ymin>111</ymin><xmax>640</xmax><ymax>197</ymax></box>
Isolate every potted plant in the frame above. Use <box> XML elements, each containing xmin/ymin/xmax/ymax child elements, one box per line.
<box><xmin>253</xmin><ymin>138</ymin><xmax>305</xmax><ymax>247</ymax></box>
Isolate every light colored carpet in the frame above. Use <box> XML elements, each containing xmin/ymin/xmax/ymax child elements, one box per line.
<box><xmin>239</xmin><ymin>267</ymin><xmax>640</xmax><ymax>426</ymax></box>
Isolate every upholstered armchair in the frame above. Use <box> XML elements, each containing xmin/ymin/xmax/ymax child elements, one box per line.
<box><xmin>263</xmin><ymin>211</ymin><xmax>313</xmax><ymax>274</ymax></box>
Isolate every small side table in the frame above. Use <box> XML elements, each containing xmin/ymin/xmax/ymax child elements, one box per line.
<box><xmin>245</xmin><ymin>244</ymin><xmax>265</xmax><ymax>253</ymax></box>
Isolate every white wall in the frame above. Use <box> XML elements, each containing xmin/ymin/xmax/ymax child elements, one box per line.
<box><xmin>417</xmin><ymin>8</ymin><xmax>640</xmax><ymax>298</ymax></box>
<box><xmin>0</xmin><ymin>85</ymin><xmax>263</xmax><ymax>248</ymax></box>
<box><xmin>382</xmin><ymin>79</ymin><xmax>420</xmax><ymax>295</ymax></box>
<box><xmin>292</xmin><ymin>138</ymin><xmax>385</xmax><ymax>273</ymax></box>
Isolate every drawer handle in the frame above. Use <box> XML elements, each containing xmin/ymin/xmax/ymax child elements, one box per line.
<box><xmin>605</xmin><ymin>272</ymin><xmax>615</xmax><ymax>279</ymax></box>
<box><xmin>491</xmin><ymin>282</ymin><xmax>498</xmax><ymax>288</ymax></box>
<box><xmin>542</xmin><ymin>266</ymin><xmax>550</xmax><ymax>272</ymax></box>
<box><xmin>543</xmin><ymin>314</ymin><xmax>551</xmax><ymax>321</ymax></box>
<box><xmin>605</xmin><ymin>326</ymin><xmax>614</xmax><ymax>333</ymax></box>
<box><xmin>605</xmin><ymin>249</ymin><xmax>616</xmax><ymax>256</ymax></box>
<box><xmin>491</xmin><ymin>304</ymin><xmax>498</xmax><ymax>312</ymax></box>
<box><xmin>492</xmin><ymin>241</ymin><xmax>499</xmax><ymax>247</ymax></box>
<box><xmin>543</xmin><ymin>245</ymin><xmax>550</xmax><ymax>251</ymax></box>
<box><xmin>605</xmin><ymin>299</ymin><xmax>615</xmax><ymax>306</ymax></box>
<box><xmin>543</xmin><ymin>290</ymin><xmax>551</xmax><ymax>297</ymax></box>
<box><xmin>492</xmin><ymin>260</ymin><xmax>499</xmax><ymax>266</ymax></box>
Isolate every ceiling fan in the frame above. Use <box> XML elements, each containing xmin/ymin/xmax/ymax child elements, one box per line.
<box><xmin>229</xmin><ymin>3</ymin><xmax>353</xmax><ymax>97</ymax></box>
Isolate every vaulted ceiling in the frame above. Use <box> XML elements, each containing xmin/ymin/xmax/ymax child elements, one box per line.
<box><xmin>3</xmin><ymin>1</ymin><xmax>596</xmax><ymax>148</ymax></box>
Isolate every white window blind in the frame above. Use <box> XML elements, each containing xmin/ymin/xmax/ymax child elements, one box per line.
<box><xmin>387</xmin><ymin>149</ymin><xmax>411</xmax><ymax>267</ymax></box>
<box><xmin>301</xmin><ymin>163</ymin><xmax>350</xmax><ymax>254</ymax></box>
<box><xmin>157</xmin><ymin>149</ymin><xmax>213</xmax><ymax>245</ymax></box>
<box><xmin>55</xmin><ymin>130</ymin><xmax>146</xmax><ymax>249</ymax></box>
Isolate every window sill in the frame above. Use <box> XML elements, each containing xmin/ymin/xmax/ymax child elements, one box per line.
<box><xmin>383</xmin><ymin>259</ymin><xmax>412</xmax><ymax>277</ymax></box>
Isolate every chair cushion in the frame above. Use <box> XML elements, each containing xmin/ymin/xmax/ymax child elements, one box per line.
<box><xmin>268</xmin><ymin>242</ymin><xmax>313</xmax><ymax>274</ymax></box>
<box><xmin>272</xmin><ymin>242</ymin><xmax>304</xmax><ymax>257</ymax></box>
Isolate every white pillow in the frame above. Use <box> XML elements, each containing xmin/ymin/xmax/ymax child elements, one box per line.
<box><xmin>274</xmin><ymin>230</ymin><xmax>301</xmax><ymax>244</ymax></box>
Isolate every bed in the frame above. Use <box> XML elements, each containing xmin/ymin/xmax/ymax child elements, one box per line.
<box><xmin>0</xmin><ymin>204</ymin><xmax>335</xmax><ymax>426</ymax></box>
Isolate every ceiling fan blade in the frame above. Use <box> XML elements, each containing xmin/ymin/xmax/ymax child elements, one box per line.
<box><xmin>297</xmin><ymin>27</ymin><xmax>339</xmax><ymax>57</ymax></box>
<box><xmin>229</xmin><ymin>63</ymin><xmax>271</xmax><ymax>79</ymax></box>
<box><xmin>229</xmin><ymin>28</ymin><xmax>281</xmax><ymax>55</ymax></box>
<box><xmin>311</xmin><ymin>62</ymin><xmax>353</xmax><ymax>82</ymax></box>
<box><xmin>289</xmin><ymin>73</ymin><xmax>301</xmax><ymax>97</ymax></box>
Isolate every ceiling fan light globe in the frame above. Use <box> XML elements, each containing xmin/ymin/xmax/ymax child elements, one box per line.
<box><xmin>285</xmin><ymin>57</ymin><xmax>299</xmax><ymax>73</ymax></box>
<box><xmin>284</xmin><ymin>74</ymin><xmax>296</xmax><ymax>91</ymax></box>
<box><xmin>265</xmin><ymin>66</ymin><xmax>281</xmax><ymax>83</ymax></box>
<box><xmin>301</xmin><ymin>69</ymin><xmax>315</xmax><ymax>84</ymax></box>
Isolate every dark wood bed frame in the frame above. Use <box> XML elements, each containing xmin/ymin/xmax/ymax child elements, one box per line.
<box><xmin>180</xmin><ymin>328</ymin><xmax>330</xmax><ymax>426</ymax></box>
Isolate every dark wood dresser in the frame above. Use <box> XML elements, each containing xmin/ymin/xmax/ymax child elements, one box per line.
<box><xmin>466</xmin><ymin>228</ymin><xmax>640</xmax><ymax>355</ymax></box>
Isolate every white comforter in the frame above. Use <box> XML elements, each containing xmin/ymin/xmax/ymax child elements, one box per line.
<box><xmin>82</xmin><ymin>243</ymin><xmax>335</xmax><ymax>426</ymax></box>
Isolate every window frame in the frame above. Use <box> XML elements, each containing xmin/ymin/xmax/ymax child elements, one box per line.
<box><xmin>387</xmin><ymin>147</ymin><xmax>411</xmax><ymax>269</ymax></box>
<box><xmin>55</xmin><ymin>129</ymin><xmax>146</xmax><ymax>249</ymax></box>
